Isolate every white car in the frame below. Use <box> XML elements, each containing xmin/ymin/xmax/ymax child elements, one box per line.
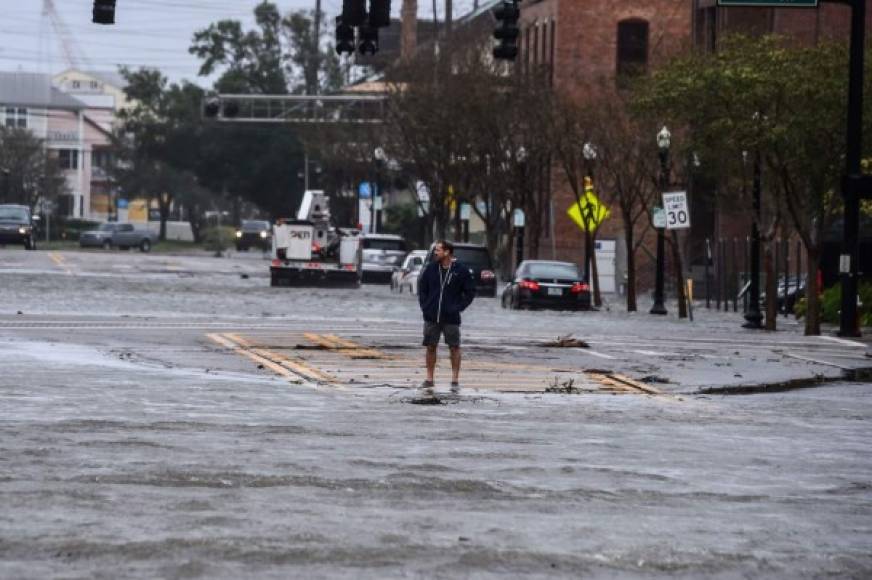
<box><xmin>392</xmin><ymin>250</ymin><xmax>427</xmax><ymax>294</ymax></box>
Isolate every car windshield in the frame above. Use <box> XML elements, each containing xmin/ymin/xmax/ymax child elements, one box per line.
<box><xmin>454</xmin><ymin>248</ymin><xmax>492</xmax><ymax>269</ymax></box>
<box><xmin>242</xmin><ymin>220</ymin><xmax>269</xmax><ymax>230</ymax></box>
<box><xmin>98</xmin><ymin>223</ymin><xmax>116</xmax><ymax>231</ymax></box>
<box><xmin>0</xmin><ymin>207</ymin><xmax>28</xmax><ymax>221</ymax></box>
<box><xmin>526</xmin><ymin>263</ymin><xmax>580</xmax><ymax>279</ymax></box>
<box><xmin>364</xmin><ymin>239</ymin><xmax>406</xmax><ymax>251</ymax></box>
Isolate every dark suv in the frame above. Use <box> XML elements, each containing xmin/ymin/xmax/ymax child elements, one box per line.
<box><xmin>0</xmin><ymin>204</ymin><xmax>37</xmax><ymax>250</ymax></box>
<box><xmin>236</xmin><ymin>220</ymin><xmax>272</xmax><ymax>251</ymax></box>
<box><xmin>424</xmin><ymin>242</ymin><xmax>497</xmax><ymax>297</ymax></box>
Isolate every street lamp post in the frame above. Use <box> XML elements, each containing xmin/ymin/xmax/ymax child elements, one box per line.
<box><xmin>373</xmin><ymin>147</ymin><xmax>387</xmax><ymax>233</ymax></box>
<box><xmin>650</xmin><ymin>126</ymin><xmax>670</xmax><ymax>315</ymax></box>
<box><xmin>743</xmin><ymin>148</ymin><xmax>764</xmax><ymax>329</ymax></box>
<box><xmin>582</xmin><ymin>142</ymin><xmax>597</xmax><ymax>285</ymax></box>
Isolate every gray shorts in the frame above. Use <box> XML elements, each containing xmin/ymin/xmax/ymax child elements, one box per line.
<box><xmin>423</xmin><ymin>322</ymin><xmax>461</xmax><ymax>347</ymax></box>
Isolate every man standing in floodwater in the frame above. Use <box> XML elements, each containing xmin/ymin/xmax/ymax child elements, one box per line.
<box><xmin>417</xmin><ymin>240</ymin><xmax>476</xmax><ymax>395</ymax></box>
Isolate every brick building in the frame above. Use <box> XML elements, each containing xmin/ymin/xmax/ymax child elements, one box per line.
<box><xmin>517</xmin><ymin>0</ymin><xmax>870</xmax><ymax>295</ymax></box>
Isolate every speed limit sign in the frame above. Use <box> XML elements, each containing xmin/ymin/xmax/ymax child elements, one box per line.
<box><xmin>662</xmin><ymin>191</ymin><xmax>690</xmax><ymax>230</ymax></box>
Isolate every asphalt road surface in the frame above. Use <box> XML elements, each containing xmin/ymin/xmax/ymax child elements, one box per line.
<box><xmin>1</xmin><ymin>248</ymin><xmax>870</xmax><ymax>579</ymax></box>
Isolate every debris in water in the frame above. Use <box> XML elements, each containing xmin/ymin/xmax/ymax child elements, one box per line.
<box><xmin>542</xmin><ymin>335</ymin><xmax>589</xmax><ymax>348</ymax></box>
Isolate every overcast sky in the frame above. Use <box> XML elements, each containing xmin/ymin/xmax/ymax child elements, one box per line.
<box><xmin>0</xmin><ymin>0</ymin><xmax>479</xmax><ymax>86</ymax></box>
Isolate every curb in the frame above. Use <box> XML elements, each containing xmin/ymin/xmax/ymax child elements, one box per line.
<box><xmin>694</xmin><ymin>367</ymin><xmax>872</xmax><ymax>395</ymax></box>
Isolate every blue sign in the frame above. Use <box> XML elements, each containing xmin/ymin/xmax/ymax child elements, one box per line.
<box><xmin>117</xmin><ymin>198</ymin><xmax>129</xmax><ymax>209</ymax></box>
<box><xmin>358</xmin><ymin>182</ymin><xmax>372</xmax><ymax>199</ymax></box>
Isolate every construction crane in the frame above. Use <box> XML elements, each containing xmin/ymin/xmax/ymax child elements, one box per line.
<box><xmin>42</xmin><ymin>0</ymin><xmax>92</xmax><ymax>70</ymax></box>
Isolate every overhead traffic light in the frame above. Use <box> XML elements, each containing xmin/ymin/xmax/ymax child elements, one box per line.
<box><xmin>92</xmin><ymin>0</ymin><xmax>116</xmax><ymax>25</ymax></box>
<box><xmin>202</xmin><ymin>98</ymin><xmax>239</xmax><ymax>119</ymax></box>
<box><xmin>335</xmin><ymin>16</ymin><xmax>355</xmax><ymax>55</ymax></box>
<box><xmin>358</xmin><ymin>26</ymin><xmax>379</xmax><ymax>56</ymax></box>
<box><xmin>492</xmin><ymin>0</ymin><xmax>520</xmax><ymax>61</ymax></box>
<box><xmin>337</xmin><ymin>0</ymin><xmax>390</xmax><ymax>57</ymax></box>
<box><xmin>342</xmin><ymin>0</ymin><xmax>367</xmax><ymax>27</ymax></box>
<box><xmin>368</xmin><ymin>0</ymin><xmax>391</xmax><ymax>29</ymax></box>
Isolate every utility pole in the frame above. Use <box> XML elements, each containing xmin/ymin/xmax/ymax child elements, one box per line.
<box><xmin>838</xmin><ymin>0</ymin><xmax>866</xmax><ymax>337</ymax></box>
<box><xmin>312</xmin><ymin>0</ymin><xmax>322</xmax><ymax>95</ymax></box>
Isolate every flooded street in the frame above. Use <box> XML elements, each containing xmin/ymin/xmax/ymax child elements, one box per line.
<box><xmin>1</xmin><ymin>249</ymin><xmax>871</xmax><ymax>578</ymax></box>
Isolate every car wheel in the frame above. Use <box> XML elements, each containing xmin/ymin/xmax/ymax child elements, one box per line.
<box><xmin>102</xmin><ymin>240</ymin><xmax>112</xmax><ymax>250</ymax></box>
<box><xmin>270</xmin><ymin>271</ymin><xmax>279</xmax><ymax>287</ymax></box>
<box><xmin>140</xmin><ymin>239</ymin><xmax>151</xmax><ymax>253</ymax></box>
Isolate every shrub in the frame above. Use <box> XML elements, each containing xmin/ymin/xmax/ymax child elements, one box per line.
<box><xmin>201</xmin><ymin>225</ymin><xmax>235</xmax><ymax>255</ymax></box>
<box><xmin>796</xmin><ymin>281</ymin><xmax>872</xmax><ymax>326</ymax></box>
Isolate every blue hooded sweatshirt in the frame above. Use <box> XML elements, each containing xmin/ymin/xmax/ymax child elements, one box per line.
<box><xmin>418</xmin><ymin>259</ymin><xmax>476</xmax><ymax>324</ymax></box>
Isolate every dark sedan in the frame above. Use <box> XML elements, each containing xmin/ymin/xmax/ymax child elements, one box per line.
<box><xmin>501</xmin><ymin>260</ymin><xmax>591</xmax><ymax>311</ymax></box>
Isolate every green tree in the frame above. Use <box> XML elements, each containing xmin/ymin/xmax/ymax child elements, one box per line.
<box><xmin>114</xmin><ymin>68</ymin><xmax>207</xmax><ymax>240</ymax></box>
<box><xmin>0</xmin><ymin>127</ymin><xmax>68</xmax><ymax>210</ymax></box>
<box><xmin>636</xmin><ymin>36</ymin><xmax>872</xmax><ymax>335</ymax></box>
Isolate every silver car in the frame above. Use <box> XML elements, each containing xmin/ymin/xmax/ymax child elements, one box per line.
<box><xmin>391</xmin><ymin>250</ymin><xmax>427</xmax><ymax>294</ymax></box>
<box><xmin>361</xmin><ymin>234</ymin><xmax>408</xmax><ymax>284</ymax></box>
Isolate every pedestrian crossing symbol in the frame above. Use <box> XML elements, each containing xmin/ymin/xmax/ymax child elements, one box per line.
<box><xmin>567</xmin><ymin>179</ymin><xmax>609</xmax><ymax>232</ymax></box>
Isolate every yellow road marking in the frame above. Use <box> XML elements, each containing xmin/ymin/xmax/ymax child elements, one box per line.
<box><xmin>207</xmin><ymin>333</ymin><xmax>340</xmax><ymax>388</ymax></box>
<box><xmin>303</xmin><ymin>333</ymin><xmax>389</xmax><ymax>359</ymax></box>
<box><xmin>49</xmin><ymin>252</ymin><xmax>73</xmax><ymax>275</ymax></box>
<box><xmin>206</xmin><ymin>333</ymin><xmax>304</xmax><ymax>383</ymax></box>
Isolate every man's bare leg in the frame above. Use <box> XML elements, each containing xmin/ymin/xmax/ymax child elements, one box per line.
<box><xmin>425</xmin><ymin>345</ymin><xmax>438</xmax><ymax>383</ymax></box>
<box><xmin>449</xmin><ymin>346</ymin><xmax>461</xmax><ymax>384</ymax></box>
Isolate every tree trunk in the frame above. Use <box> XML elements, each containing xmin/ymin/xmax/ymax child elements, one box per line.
<box><xmin>624</xmin><ymin>221</ymin><xmax>637</xmax><ymax>312</ymax></box>
<box><xmin>764</xmin><ymin>240</ymin><xmax>777</xmax><ymax>331</ymax></box>
<box><xmin>804</xmin><ymin>247</ymin><xmax>821</xmax><ymax>335</ymax></box>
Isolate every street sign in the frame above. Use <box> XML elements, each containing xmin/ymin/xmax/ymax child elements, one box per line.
<box><xmin>662</xmin><ymin>191</ymin><xmax>691</xmax><ymax>230</ymax></box>
<box><xmin>117</xmin><ymin>198</ymin><xmax>129</xmax><ymax>209</ymax></box>
<box><xmin>716</xmin><ymin>1</ymin><xmax>818</xmax><ymax>6</ymax></box>
<box><xmin>567</xmin><ymin>186</ymin><xmax>610</xmax><ymax>232</ymax></box>
<box><xmin>652</xmin><ymin>207</ymin><xmax>667</xmax><ymax>229</ymax></box>
<box><xmin>358</xmin><ymin>182</ymin><xmax>372</xmax><ymax>199</ymax></box>
<box><xmin>373</xmin><ymin>196</ymin><xmax>383</xmax><ymax>211</ymax></box>
<box><xmin>460</xmin><ymin>203</ymin><xmax>471</xmax><ymax>220</ymax></box>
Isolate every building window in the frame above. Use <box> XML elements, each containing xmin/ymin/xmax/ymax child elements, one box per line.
<box><xmin>616</xmin><ymin>19</ymin><xmax>649</xmax><ymax>80</ymax></box>
<box><xmin>58</xmin><ymin>149</ymin><xmax>79</xmax><ymax>170</ymax></box>
<box><xmin>72</xmin><ymin>80</ymin><xmax>81</xmax><ymax>89</ymax></box>
<box><xmin>92</xmin><ymin>149</ymin><xmax>113</xmax><ymax>169</ymax></box>
<box><xmin>90</xmin><ymin>81</ymin><xmax>100</xmax><ymax>90</ymax></box>
<box><xmin>4</xmin><ymin>107</ymin><xmax>27</xmax><ymax>128</ymax></box>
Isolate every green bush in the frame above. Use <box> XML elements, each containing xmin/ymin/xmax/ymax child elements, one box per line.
<box><xmin>796</xmin><ymin>281</ymin><xmax>872</xmax><ymax>326</ymax></box>
<box><xmin>201</xmin><ymin>225</ymin><xmax>235</xmax><ymax>255</ymax></box>
<box><xmin>57</xmin><ymin>218</ymin><xmax>101</xmax><ymax>241</ymax></box>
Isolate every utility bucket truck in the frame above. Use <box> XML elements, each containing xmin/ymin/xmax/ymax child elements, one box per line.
<box><xmin>270</xmin><ymin>190</ymin><xmax>362</xmax><ymax>287</ymax></box>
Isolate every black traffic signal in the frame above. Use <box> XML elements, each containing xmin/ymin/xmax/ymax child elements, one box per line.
<box><xmin>358</xmin><ymin>25</ymin><xmax>379</xmax><ymax>55</ymax></box>
<box><xmin>369</xmin><ymin>0</ymin><xmax>391</xmax><ymax>29</ymax></box>
<box><xmin>203</xmin><ymin>98</ymin><xmax>220</xmax><ymax>118</ymax></box>
<box><xmin>92</xmin><ymin>0</ymin><xmax>116</xmax><ymax>25</ymax></box>
<box><xmin>342</xmin><ymin>0</ymin><xmax>367</xmax><ymax>27</ymax></box>
<box><xmin>492</xmin><ymin>0</ymin><xmax>520</xmax><ymax>61</ymax></box>
<box><xmin>202</xmin><ymin>98</ymin><xmax>239</xmax><ymax>119</ymax></box>
<box><xmin>335</xmin><ymin>16</ymin><xmax>355</xmax><ymax>55</ymax></box>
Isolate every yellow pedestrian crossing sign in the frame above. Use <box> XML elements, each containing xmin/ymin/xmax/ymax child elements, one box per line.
<box><xmin>567</xmin><ymin>180</ymin><xmax>609</xmax><ymax>232</ymax></box>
